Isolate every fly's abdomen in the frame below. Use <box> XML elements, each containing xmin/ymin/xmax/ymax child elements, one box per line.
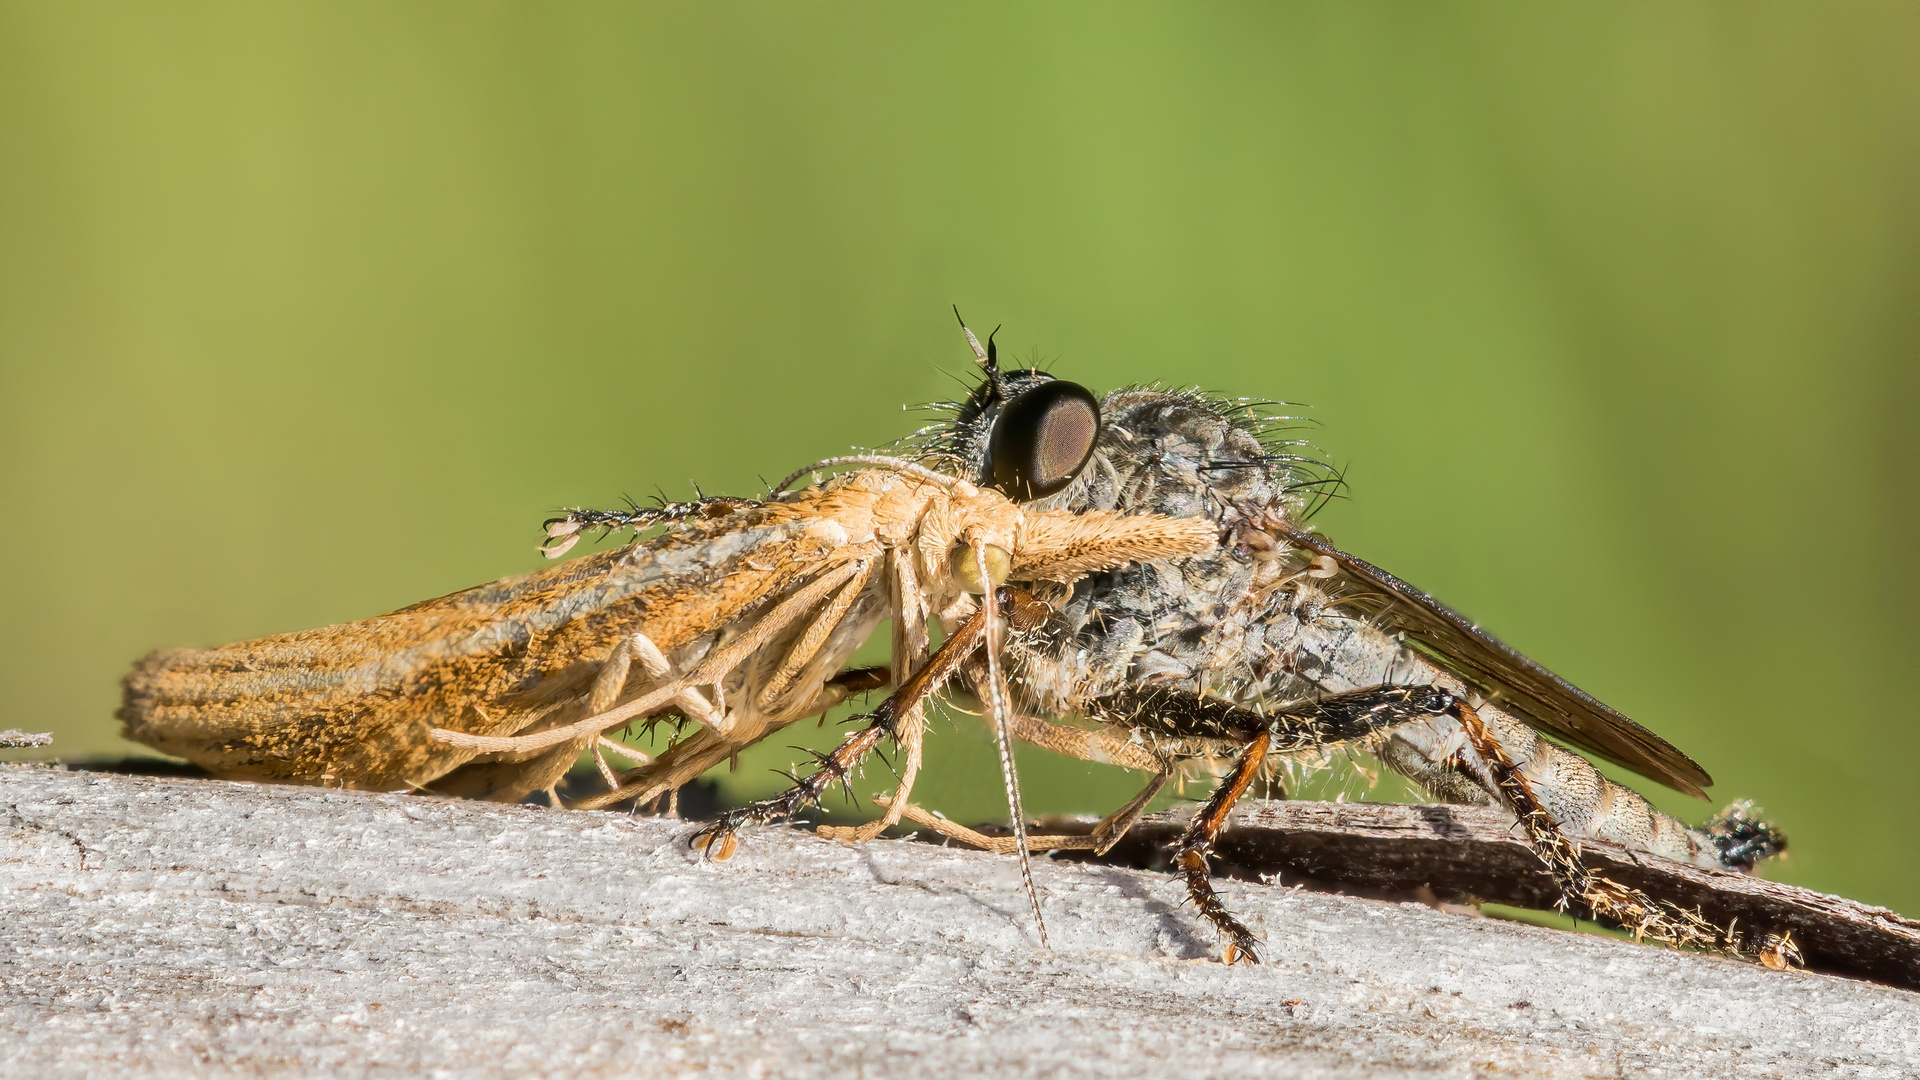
<box><xmin>1273</xmin><ymin>595</ymin><xmax>1780</xmax><ymax>873</ymax></box>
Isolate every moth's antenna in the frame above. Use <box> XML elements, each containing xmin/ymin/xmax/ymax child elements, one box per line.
<box><xmin>976</xmin><ymin>548</ymin><xmax>1048</xmax><ymax>949</ymax></box>
<box><xmin>953</xmin><ymin>305</ymin><xmax>1006</xmax><ymax>403</ymax></box>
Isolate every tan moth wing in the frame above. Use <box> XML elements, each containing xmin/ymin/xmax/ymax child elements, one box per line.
<box><xmin>1277</xmin><ymin>524</ymin><xmax>1714</xmax><ymax>798</ymax></box>
<box><xmin>119</xmin><ymin>504</ymin><xmax>876</xmax><ymax>795</ymax></box>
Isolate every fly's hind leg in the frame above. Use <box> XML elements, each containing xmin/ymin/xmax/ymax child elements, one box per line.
<box><xmin>1448</xmin><ymin>701</ymin><xmax>1740</xmax><ymax>955</ymax></box>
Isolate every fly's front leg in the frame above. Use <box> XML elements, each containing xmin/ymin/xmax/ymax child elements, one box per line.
<box><xmin>690</xmin><ymin>586</ymin><xmax>1014</xmax><ymax>859</ymax></box>
<box><xmin>1091</xmin><ymin>682</ymin><xmax>1466</xmax><ymax>963</ymax></box>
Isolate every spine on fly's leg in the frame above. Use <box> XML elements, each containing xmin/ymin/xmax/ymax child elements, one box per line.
<box><xmin>1380</xmin><ymin>706</ymin><xmax>1785</xmax><ymax>874</ymax></box>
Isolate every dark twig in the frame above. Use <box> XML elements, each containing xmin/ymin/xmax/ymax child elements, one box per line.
<box><xmin>958</xmin><ymin>799</ymin><xmax>1920</xmax><ymax>993</ymax></box>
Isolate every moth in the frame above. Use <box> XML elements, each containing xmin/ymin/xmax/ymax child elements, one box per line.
<box><xmin>116</xmin><ymin>443</ymin><xmax>1216</xmax><ymax>878</ymax></box>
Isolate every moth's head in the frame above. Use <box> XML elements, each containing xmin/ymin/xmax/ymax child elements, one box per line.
<box><xmin>945</xmin><ymin>309</ymin><xmax>1101</xmax><ymax>504</ymax></box>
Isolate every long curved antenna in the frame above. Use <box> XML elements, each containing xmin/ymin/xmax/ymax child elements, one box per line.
<box><xmin>770</xmin><ymin>455</ymin><xmax>961</xmax><ymax>497</ymax></box>
<box><xmin>977</xmin><ymin>544</ymin><xmax>1048</xmax><ymax>949</ymax></box>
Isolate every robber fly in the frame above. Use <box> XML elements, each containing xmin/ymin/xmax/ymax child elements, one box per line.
<box><xmin>831</xmin><ymin>327</ymin><xmax>1788</xmax><ymax>964</ymax></box>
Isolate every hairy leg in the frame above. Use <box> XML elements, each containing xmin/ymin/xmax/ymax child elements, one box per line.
<box><xmin>689</xmin><ymin>589</ymin><xmax>1009</xmax><ymax>856</ymax></box>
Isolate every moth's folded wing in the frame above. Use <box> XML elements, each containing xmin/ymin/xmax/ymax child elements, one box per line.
<box><xmin>1279</xmin><ymin>526</ymin><xmax>1713</xmax><ymax>799</ymax></box>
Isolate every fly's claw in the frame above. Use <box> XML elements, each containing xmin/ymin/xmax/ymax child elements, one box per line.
<box><xmin>690</xmin><ymin>824</ymin><xmax>741</xmax><ymax>862</ymax></box>
<box><xmin>1756</xmin><ymin>931</ymin><xmax>1803</xmax><ymax>972</ymax></box>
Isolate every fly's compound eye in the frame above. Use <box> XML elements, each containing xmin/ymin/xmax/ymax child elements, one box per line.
<box><xmin>987</xmin><ymin>380</ymin><xmax>1101</xmax><ymax>501</ymax></box>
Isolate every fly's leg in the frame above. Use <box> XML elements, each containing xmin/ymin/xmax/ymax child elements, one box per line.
<box><xmin>1448</xmin><ymin>701</ymin><xmax>1747</xmax><ymax>955</ymax></box>
<box><xmin>690</xmin><ymin>587</ymin><xmax>1012</xmax><ymax>858</ymax></box>
<box><xmin>1379</xmin><ymin>721</ymin><xmax>1788</xmax><ymax>875</ymax></box>
<box><xmin>1178</xmin><ymin>732</ymin><xmax>1272</xmax><ymax>965</ymax></box>
<box><xmin>1089</xmin><ymin>683</ymin><xmax>1469</xmax><ymax>962</ymax></box>
<box><xmin>690</xmin><ymin>707</ymin><xmax>900</xmax><ymax>859</ymax></box>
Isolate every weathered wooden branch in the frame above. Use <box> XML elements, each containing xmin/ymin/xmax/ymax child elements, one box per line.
<box><xmin>3</xmin><ymin>764</ymin><xmax>1915</xmax><ymax>1078</ymax></box>
<box><xmin>0</xmin><ymin>729</ymin><xmax>52</xmax><ymax>748</ymax></box>
<box><xmin>980</xmin><ymin>800</ymin><xmax>1920</xmax><ymax>993</ymax></box>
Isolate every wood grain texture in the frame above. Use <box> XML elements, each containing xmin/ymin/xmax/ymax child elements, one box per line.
<box><xmin>3</xmin><ymin>764</ymin><xmax>1915</xmax><ymax>1079</ymax></box>
<box><xmin>1069</xmin><ymin>801</ymin><xmax>1920</xmax><ymax>993</ymax></box>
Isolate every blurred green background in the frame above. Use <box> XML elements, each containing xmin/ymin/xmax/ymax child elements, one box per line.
<box><xmin>2</xmin><ymin>5</ymin><xmax>1914</xmax><ymax>916</ymax></box>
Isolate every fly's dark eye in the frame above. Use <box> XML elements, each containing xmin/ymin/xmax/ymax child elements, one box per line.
<box><xmin>987</xmin><ymin>381</ymin><xmax>1101</xmax><ymax>501</ymax></box>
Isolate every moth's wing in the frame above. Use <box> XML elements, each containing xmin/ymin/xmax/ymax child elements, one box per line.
<box><xmin>1279</xmin><ymin>525</ymin><xmax>1713</xmax><ymax>798</ymax></box>
<box><xmin>117</xmin><ymin>516</ymin><xmax>827</xmax><ymax>789</ymax></box>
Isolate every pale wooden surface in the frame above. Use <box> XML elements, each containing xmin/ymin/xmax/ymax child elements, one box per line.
<box><xmin>3</xmin><ymin>764</ymin><xmax>1915</xmax><ymax>1079</ymax></box>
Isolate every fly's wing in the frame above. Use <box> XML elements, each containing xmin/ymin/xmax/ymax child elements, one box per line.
<box><xmin>1278</xmin><ymin>525</ymin><xmax>1713</xmax><ymax>798</ymax></box>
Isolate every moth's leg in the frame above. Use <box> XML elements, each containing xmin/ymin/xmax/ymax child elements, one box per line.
<box><xmin>838</xmin><ymin>547</ymin><xmax>932</xmax><ymax>843</ymax></box>
<box><xmin>825</xmin><ymin>709</ymin><xmax>1152</xmax><ymax>851</ymax></box>
<box><xmin>620</xmin><ymin>632</ymin><xmax>723</xmax><ymax>729</ymax></box>
<box><xmin>755</xmin><ymin>564</ymin><xmax>873</xmax><ymax>712</ymax></box>
<box><xmin>1002</xmin><ymin>712</ymin><xmax>1171</xmax><ymax>854</ymax></box>
<box><xmin>433</xmin><ymin>555</ymin><xmax>877</xmax><ymax>759</ymax></box>
<box><xmin>851</xmin><ymin>794</ymin><xmax>1105</xmax><ymax>854</ymax></box>
<box><xmin>1177</xmin><ymin>732</ymin><xmax>1272</xmax><ymax>965</ymax></box>
<box><xmin>690</xmin><ymin>588</ymin><xmax>1009</xmax><ymax>857</ymax></box>
<box><xmin>430</xmin><ymin>736</ymin><xmax>592</xmax><ymax>803</ymax></box>
<box><xmin>836</xmin><ymin>707</ymin><xmax>1173</xmax><ymax>852</ymax></box>
<box><xmin>567</xmin><ymin>666</ymin><xmax>888</xmax><ymax>813</ymax></box>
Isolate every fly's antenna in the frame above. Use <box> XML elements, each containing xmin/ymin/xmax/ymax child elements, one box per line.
<box><xmin>771</xmin><ymin>455</ymin><xmax>961</xmax><ymax>496</ymax></box>
<box><xmin>953</xmin><ymin>305</ymin><xmax>1005</xmax><ymax>403</ymax></box>
<box><xmin>976</xmin><ymin>547</ymin><xmax>1048</xmax><ymax>949</ymax></box>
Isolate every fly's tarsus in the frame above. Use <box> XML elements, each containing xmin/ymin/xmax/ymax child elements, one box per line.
<box><xmin>1177</xmin><ymin>731</ymin><xmax>1272</xmax><ymax>964</ymax></box>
